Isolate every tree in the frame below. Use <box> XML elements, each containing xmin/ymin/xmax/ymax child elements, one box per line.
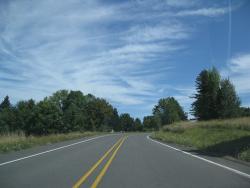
<box><xmin>153</xmin><ymin>97</ymin><xmax>187</xmax><ymax>126</ymax></box>
<box><xmin>85</xmin><ymin>98</ymin><xmax>114</xmax><ymax>131</ymax></box>
<box><xmin>0</xmin><ymin>96</ymin><xmax>11</xmax><ymax>111</ymax></box>
<box><xmin>119</xmin><ymin>113</ymin><xmax>134</xmax><ymax>131</ymax></box>
<box><xmin>62</xmin><ymin>91</ymin><xmax>86</xmax><ymax>111</ymax></box>
<box><xmin>217</xmin><ymin>79</ymin><xmax>240</xmax><ymax>118</ymax></box>
<box><xmin>63</xmin><ymin>103</ymin><xmax>85</xmax><ymax>132</ymax></box>
<box><xmin>0</xmin><ymin>96</ymin><xmax>14</xmax><ymax>133</ymax></box>
<box><xmin>62</xmin><ymin>91</ymin><xmax>87</xmax><ymax>132</ymax></box>
<box><xmin>143</xmin><ymin>116</ymin><xmax>158</xmax><ymax>130</ymax></box>
<box><xmin>32</xmin><ymin>100</ymin><xmax>63</xmax><ymax>135</ymax></box>
<box><xmin>240</xmin><ymin>107</ymin><xmax>250</xmax><ymax>117</ymax></box>
<box><xmin>0</xmin><ymin>90</ymin><xmax>140</xmax><ymax>135</ymax></box>
<box><xmin>48</xmin><ymin>90</ymin><xmax>69</xmax><ymax>111</ymax></box>
<box><xmin>110</xmin><ymin>108</ymin><xmax>120</xmax><ymax>131</ymax></box>
<box><xmin>16</xmin><ymin>99</ymin><xmax>36</xmax><ymax>135</ymax></box>
<box><xmin>191</xmin><ymin>67</ymin><xmax>220</xmax><ymax>120</ymax></box>
<box><xmin>134</xmin><ymin>118</ymin><xmax>143</xmax><ymax>131</ymax></box>
<box><xmin>192</xmin><ymin>67</ymin><xmax>243</xmax><ymax>120</ymax></box>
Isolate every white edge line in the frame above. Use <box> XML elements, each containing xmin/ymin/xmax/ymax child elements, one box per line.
<box><xmin>0</xmin><ymin>134</ymin><xmax>117</xmax><ymax>167</ymax></box>
<box><xmin>147</xmin><ymin>135</ymin><xmax>250</xmax><ymax>179</ymax></box>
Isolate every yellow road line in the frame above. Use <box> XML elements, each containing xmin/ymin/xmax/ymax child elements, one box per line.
<box><xmin>90</xmin><ymin>136</ymin><xmax>127</xmax><ymax>188</ymax></box>
<box><xmin>72</xmin><ymin>137</ymin><xmax>123</xmax><ymax>188</ymax></box>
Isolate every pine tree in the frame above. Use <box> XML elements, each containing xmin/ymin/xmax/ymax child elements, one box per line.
<box><xmin>191</xmin><ymin>67</ymin><xmax>220</xmax><ymax>120</ymax></box>
<box><xmin>0</xmin><ymin>96</ymin><xmax>11</xmax><ymax>111</ymax></box>
<box><xmin>0</xmin><ymin>96</ymin><xmax>12</xmax><ymax>133</ymax></box>
<box><xmin>217</xmin><ymin>79</ymin><xmax>240</xmax><ymax>118</ymax></box>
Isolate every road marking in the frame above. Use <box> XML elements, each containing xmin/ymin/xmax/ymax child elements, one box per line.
<box><xmin>73</xmin><ymin>137</ymin><xmax>123</xmax><ymax>188</ymax></box>
<box><xmin>147</xmin><ymin>135</ymin><xmax>250</xmax><ymax>179</ymax></box>
<box><xmin>0</xmin><ymin>134</ymin><xmax>117</xmax><ymax>167</ymax></box>
<box><xmin>91</xmin><ymin>136</ymin><xmax>127</xmax><ymax>188</ymax></box>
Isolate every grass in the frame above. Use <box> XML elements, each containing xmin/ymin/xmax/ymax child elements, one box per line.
<box><xmin>152</xmin><ymin>117</ymin><xmax>250</xmax><ymax>162</ymax></box>
<box><xmin>0</xmin><ymin>132</ymin><xmax>103</xmax><ymax>153</ymax></box>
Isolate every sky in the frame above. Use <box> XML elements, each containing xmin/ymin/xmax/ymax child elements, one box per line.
<box><xmin>0</xmin><ymin>0</ymin><xmax>250</xmax><ymax>119</ymax></box>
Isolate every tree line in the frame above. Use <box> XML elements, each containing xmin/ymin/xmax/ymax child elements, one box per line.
<box><xmin>1</xmin><ymin>67</ymin><xmax>249</xmax><ymax>135</ymax></box>
<box><xmin>0</xmin><ymin>90</ymin><xmax>143</xmax><ymax>135</ymax></box>
<box><xmin>142</xmin><ymin>67</ymin><xmax>250</xmax><ymax>130</ymax></box>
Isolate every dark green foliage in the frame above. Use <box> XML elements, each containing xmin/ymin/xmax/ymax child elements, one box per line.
<box><xmin>217</xmin><ymin>79</ymin><xmax>241</xmax><ymax>118</ymax></box>
<box><xmin>0</xmin><ymin>91</ymin><xmax>141</xmax><ymax>135</ymax></box>
<box><xmin>0</xmin><ymin>96</ymin><xmax>15</xmax><ymax>133</ymax></box>
<box><xmin>191</xmin><ymin>67</ymin><xmax>220</xmax><ymax>120</ymax></box>
<box><xmin>0</xmin><ymin>108</ymin><xmax>15</xmax><ymax>133</ymax></box>
<box><xmin>153</xmin><ymin>97</ymin><xmax>187</xmax><ymax>126</ymax></box>
<box><xmin>143</xmin><ymin>116</ymin><xmax>158</xmax><ymax>130</ymax></box>
<box><xmin>110</xmin><ymin>108</ymin><xmax>120</xmax><ymax>131</ymax></box>
<box><xmin>85</xmin><ymin>98</ymin><xmax>114</xmax><ymax>131</ymax></box>
<box><xmin>240</xmin><ymin>107</ymin><xmax>250</xmax><ymax>117</ymax></box>
<box><xmin>48</xmin><ymin>90</ymin><xmax>69</xmax><ymax>112</ymax></box>
<box><xmin>62</xmin><ymin>91</ymin><xmax>87</xmax><ymax>132</ymax></box>
<box><xmin>16</xmin><ymin>100</ymin><xmax>36</xmax><ymax>135</ymax></box>
<box><xmin>32</xmin><ymin>100</ymin><xmax>63</xmax><ymax>135</ymax></box>
<box><xmin>192</xmin><ymin>67</ymin><xmax>241</xmax><ymax>120</ymax></box>
<box><xmin>134</xmin><ymin>118</ymin><xmax>143</xmax><ymax>131</ymax></box>
<box><xmin>0</xmin><ymin>96</ymin><xmax>11</xmax><ymax>111</ymax></box>
<box><xmin>119</xmin><ymin>113</ymin><xmax>134</xmax><ymax>131</ymax></box>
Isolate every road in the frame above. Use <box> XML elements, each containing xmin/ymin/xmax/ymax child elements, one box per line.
<box><xmin>0</xmin><ymin>133</ymin><xmax>250</xmax><ymax>188</ymax></box>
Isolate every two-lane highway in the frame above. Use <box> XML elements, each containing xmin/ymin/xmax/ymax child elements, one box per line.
<box><xmin>0</xmin><ymin>134</ymin><xmax>250</xmax><ymax>188</ymax></box>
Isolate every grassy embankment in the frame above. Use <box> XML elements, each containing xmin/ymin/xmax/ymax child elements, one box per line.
<box><xmin>152</xmin><ymin>117</ymin><xmax>250</xmax><ymax>162</ymax></box>
<box><xmin>0</xmin><ymin>132</ymin><xmax>103</xmax><ymax>153</ymax></box>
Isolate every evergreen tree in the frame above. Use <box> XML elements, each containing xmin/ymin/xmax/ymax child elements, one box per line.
<box><xmin>0</xmin><ymin>96</ymin><xmax>11</xmax><ymax>111</ymax></box>
<box><xmin>191</xmin><ymin>67</ymin><xmax>220</xmax><ymax>120</ymax></box>
<box><xmin>0</xmin><ymin>96</ymin><xmax>14</xmax><ymax>133</ymax></box>
<box><xmin>217</xmin><ymin>79</ymin><xmax>240</xmax><ymax>118</ymax></box>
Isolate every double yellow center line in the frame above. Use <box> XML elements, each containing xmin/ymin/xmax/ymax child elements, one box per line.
<box><xmin>73</xmin><ymin>136</ymin><xmax>127</xmax><ymax>188</ymax></box>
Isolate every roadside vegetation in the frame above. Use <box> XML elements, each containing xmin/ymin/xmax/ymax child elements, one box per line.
<box><xmin>0</xmin><ymin>90</ymin><xmax>143</xmax><ymax>153</ymax></box>
<box><xmin>0</xmin><ymin>90</ymin><xmax>143</xmax><ymax>136</ymax></box>
<box><xmin>148</xmin><ymin>67</ymin><xmax>250</xmax><ymax>162</ymax></box>
<box><xmin>1</xmin><ymin>67</ymin><xmax>250</xmax><ymax>156</ymax></box>
<box><xmin>0</xmin><ymin>132</ymin><xmax>101</xmax><ymax>153</ymax></box>
<box><xmin>152</xmin><ymin>117</ymin><xmax>250</xmax><ymax>162</ymax></box>
<box><xmin>0</xmin><ymin>132</ymin><xmax>104</xmax><ymax>153</ymax></box>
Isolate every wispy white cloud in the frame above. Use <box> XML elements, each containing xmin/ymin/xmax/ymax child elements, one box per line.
<box><xmin>124</xmin><ymin>23</ymin><xmax>190</xmax><ymax>43</ymax></box>
<box><xmin>165</xmin><ymin>0</ymin><xmax>198</xmax><ymax>7</ymax></box>
<box><xmin>0</xmin><ymin>0</ymin><xmax>185</xmax><ymax>104</ymax></box>
<box><xmin>222</xmin><ymin>53</ymin><xmax>250</xmax><ymax>94</ymax></box>
<box><xmin>0</xmin><ymin>0</ymin><xmax>238</xmax><ymax>117</ymax></box>
<box><xmin>176</xmin><ymin>7</ymin><xmax>229</xmax><ymax>17</ymax></box>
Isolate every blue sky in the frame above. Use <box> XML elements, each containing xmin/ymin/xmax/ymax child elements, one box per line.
<box><xmin>0</xmin><ymin>0</ymin><xmax>250</xmax><ymax>119</ymax></box>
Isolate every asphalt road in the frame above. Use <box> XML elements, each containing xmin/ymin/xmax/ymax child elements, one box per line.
<box><xmin>0</xmin><ymin>133</ymin><xmax>250</xmax><ymax>188</ymax></box>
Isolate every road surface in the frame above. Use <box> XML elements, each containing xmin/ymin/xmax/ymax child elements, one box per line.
<box><xmin>0</xmin><ymin>133</ymin><xmax>250</xmax><ymax>187</ymax></box>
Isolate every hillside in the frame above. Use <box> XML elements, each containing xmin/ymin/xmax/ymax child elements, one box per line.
<box><xmin>152</xmin><ymin>117</ymin><xmax>250</xmax><ymax>162</ymax></box>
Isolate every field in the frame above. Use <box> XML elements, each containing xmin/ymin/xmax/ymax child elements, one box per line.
<box><xmin>152</xmin><ymin>117</ymin><xmax>250</xmax><ymax>162</ymax></box>
<box><xmin>0</xmin><ymin>132</ymin><xmax>102</xmax><ymax>153</ymax></box>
